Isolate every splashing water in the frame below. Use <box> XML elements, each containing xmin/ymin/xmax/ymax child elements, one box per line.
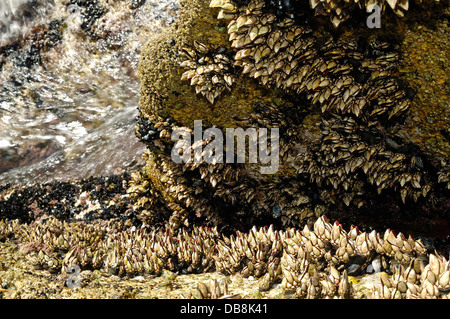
<box><xmin>0</xmin><ymin>0</ymin><xmax>50</xmax><ymax>46</ymax></box>
<box><xmin>0</xmin><ymin>0</ymin><xmax>179</xmax><ymax>185</ymax></box>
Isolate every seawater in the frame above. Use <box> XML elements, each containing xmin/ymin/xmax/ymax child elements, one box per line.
<box><xmin>0</xmin><ymin>0</ymin><xmax>178</xmax><ymax>185</ymax></box>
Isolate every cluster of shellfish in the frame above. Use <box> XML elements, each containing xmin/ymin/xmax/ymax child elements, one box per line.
<box><xmin>220</xmin><ymin>0</ymin><xmax>441</xmax><ymax>27</ymax></box>
<box><xmin>131</xmin><ymin>0</ymin><xmax>450</xmax><ymax>299</ymax></box>
<box><xmin>182</xmin><ymin>278</ymin><xmax>236</xmax><ymax>299</ymax></box>
<box><xmin>175</xmin><ymin>0</ymin><xmax>446</xmax><ymax>219</ymax></box>
<box><xmin>438</xmin><ymin>159</ymin><xmax>450</xmax><ymax>190</ymax></box>
<box><xmin>278</xmin><ymin>216</ymin><xmax>440</xmax><ymax>298</ymax></box>
<box><xmin>137</xmin><ymin>147</ymin><xmax>225</xmax><ymax>229</ymax></box>
<box><xmin>132</xmin><ymin>97</ymin><xmax>319</xmax><ymax>229</ymax></box>
<box><xmin>295</xmin><ymin>116</ymin><xmax>432</xmax><ymax>207</ymax></box>
<box><xmin>127</xmin><ymin>167</ymin><xmax>173</xmax><ymax>225</ymax></box>
<box><xmin>0</xmin><ymin>172</ymin><xmax>135</xmax><ymax>223</ymax></box>
<box><xmin>208</xmin><ymin>0</ymin><xmax>412</xmax><ymax>120</ymax></box>
<box><xmin>2</xmin><ymin>215</ymin><xmax>448</xmax><ymax>298</ymax></box>
<box><xmin>9</xmin><ymin>218</ymin><xmax>117</xmax><ymax>274</ymax></box>
<box><xmin>135</xmin><ymin>110</ymin><xmax>164</xmax><ymax>144</ymax></box>
<box><xmin>180</xmin><ymin>41</ymin><xmax>236</xmax><ymax>104</ymax></box>
<box><xmin>137</xmin><ymin>140</ymin><xmax>323</xmax><ymax>229</ymax></box>
<box><xmin>308</xmin><ymin>0</ymin><xmax>412</xmax><ymax>27</ymax></box>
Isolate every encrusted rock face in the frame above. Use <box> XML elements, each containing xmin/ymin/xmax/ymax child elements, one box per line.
<box><xmin>137</xmin><ymin>0</ymin><xmax>449</xmax><ymax>236</ymax></box>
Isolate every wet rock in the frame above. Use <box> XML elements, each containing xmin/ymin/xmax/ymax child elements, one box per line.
<box><xmin>0</xmin><ymin>140</ymin><xmax>60</xmax><ymax>174</ymax></box>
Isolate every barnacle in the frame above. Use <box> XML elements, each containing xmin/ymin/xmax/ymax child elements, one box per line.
<box><xmin>438</xmin><ymin>159</ymin><xmax>450</xmax><ymax>190</ymax></box>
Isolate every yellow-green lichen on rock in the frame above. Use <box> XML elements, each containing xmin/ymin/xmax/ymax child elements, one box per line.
<box><xmin>400</xmin><ymin>15</ymin><xmax>450</xmax><ymax>157</ymax></box>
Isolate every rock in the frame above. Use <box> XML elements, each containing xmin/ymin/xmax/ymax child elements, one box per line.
<box><xmin>136</xmin><ymin>0</ymin><xmax>450</xmax><ymax>237</ymax></box>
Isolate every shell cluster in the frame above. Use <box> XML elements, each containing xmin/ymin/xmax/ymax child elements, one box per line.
<box><xmin>211</xmin><ymin>0</ymin><xmax>412</xmax><ymax>120</ymax></box>
<box><xmin>2</xmin><ymin>215</ymin><xmax>449</xmax><ymax>298</ymax></box>
<box><xmin>220</xmin><ymin>0</ymin><xmax>441</xmax><ymax>27</ymax></box>
<box><xmin>135</xmin><ymin>111</ymin><xmax>164</xmax><ymax>144</ymax></box>
<box><xmin>145</xmin><ymin>0</ymin><xmax>450</xmax><ymax>232</ymax></box>
<box><xmin>126</xmin><ymin>163</ymin><xmax>176</xmax><ymax>225</ymax></box>
<box><xmin>308</xmin><ymin>0</ymin><xmax>412</xmax><ymax>27</ymax></box>
<box><xmin>171</xmin><ymin>0</ymin><xmax>440</xmax><ymax>219</ymax></box>
<box><xmin>103</xmin><ymin>224</ymin><xmax>218</xmax><ymax>276</ymax></box>
<box><xmin>140</xmin><ymin>142</ymin><xmax>323</xmax><ymax>229</ymax></box>
<box><xmin>296</xmin><ymin>116</ymin><xmax>432</xmax><ymax>207</ymax></box>
<box><xmin>138</xmin><ymin>147</ymin><xmax>222</xmax><ymax>229</ymax></box>
<box><xmin>134</xmin><ymin>100</ymin><xmax>319</xmax><ymax>229</ymax></box>
<box><xmin>438</xmin><ymin>159</ymin><xmax>450</xmax><ymax>190</ymax></box>
<box><xmin>131</xmin><ymin>0</ymin><xmax>450</xmax><ymax>299</ymax></box>
<box><xmin>11</xmin><ymin>218</ymin><xmax>115</xmax><ymax>273</ymax></box>
<box><xmin>0</xmin><ymin>173</ymin><xmax>134</xmax><ymax>223</ymax></box>
<box><xmin>279</xmin><ymin>216</ymin><xmax>432</xmax><ymax>298</ymax></box>
<box><xmin>180</xmin><ymin>41</ymin><xmax>236</xmax><ymax>104</ymax></box>
<box><xmin>183</xmin><ymin>278</ymin><xmax>235</xmax><ymax>299</ymax></box>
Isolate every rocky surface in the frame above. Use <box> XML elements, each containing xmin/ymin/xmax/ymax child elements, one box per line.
<box><xmin>0</xmin><ymin>0</ymin><xmax>449</xmax><ymax>299</ymax></box>
<box><xmin>136</xmin><ymin>0</ymin><xmax>450</xmax><ymax>237</ymax></box>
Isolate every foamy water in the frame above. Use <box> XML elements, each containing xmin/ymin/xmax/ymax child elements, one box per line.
<box><xmin>0</xmin><ymin>0</ymin><xmax>179</xmax><ymax>185</ymax></box>
<box><xmin>0</xmin><ymin>0</ymin><xmax>55</xmax><ymax>46</ymax></box>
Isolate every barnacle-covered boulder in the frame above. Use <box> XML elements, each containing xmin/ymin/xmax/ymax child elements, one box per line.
<box><xmin>137</xmin><ymin>0</ymin><xmax>450</xmax><ymax>237</ymax></box>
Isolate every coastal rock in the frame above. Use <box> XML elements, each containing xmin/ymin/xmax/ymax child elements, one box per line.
<box><xmin>137</xmin><ymin>0</ymin><xmax>450</xmax><ymax>236</ymax></box>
